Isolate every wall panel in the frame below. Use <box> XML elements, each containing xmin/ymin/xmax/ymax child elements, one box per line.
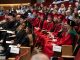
<box><xmin>0</xmin><ymin>0</ymin><xmax>31</xmax><ymax>4</ymax></box>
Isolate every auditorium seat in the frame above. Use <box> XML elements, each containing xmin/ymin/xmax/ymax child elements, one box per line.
<box><xmin>19</xmin><ymin>47</ymin><xmax>31</xmax><ymax>60</ymax></box>
<box><xmin>7</xmin><ymin>47</ymin><xmax>31</xmax><ymax>60</ymax></box>
<box><xmin>61</xmin><ymin>45</ymin><xmax>75</xmax><ymax>60</ymax></box>
<box><xmin>52</xmin><ymin>45</ymin><xmax>75</xmax><ymax>60</ymax></box>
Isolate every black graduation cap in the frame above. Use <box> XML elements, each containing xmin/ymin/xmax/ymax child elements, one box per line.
<box><xmin>67</xmin><ymin>19</ymin><xmax>76</xmax><ymax>27</ymax></box>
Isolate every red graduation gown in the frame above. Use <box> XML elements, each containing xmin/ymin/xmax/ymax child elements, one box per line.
<box><xmin>38</xmin><ymin>20</ymin><xmax>44</xmax><ymax>29</ymax></box>
<box><xmin>52</xmin><ymin>23</ymin><xmax>62</xmax><ymax>36</ymax></box>
<box><xmin>42</xmin><ymin>20</ymin><xmax>54</xmax><ymax>31</ymax></box>
<box><xmin>56</xmin><ymin>32</ymin><xmax>73</xmax><ymax>45</ymax></box>
<box><xmin>32</xmin><ymin>18</ymin><xmax>40</xmax><ymax>27</ymax></box>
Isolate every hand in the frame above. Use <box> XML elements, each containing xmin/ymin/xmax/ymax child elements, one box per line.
<box><xmin>47</xmin><ymin>32</ymin><xmax>52</xmax><ymax>34</ymax></box>
<box><xmin>17</xmin><ymin>44</ymin><xmax>21</xmax><ymax>47</ymax></box>
<box><xmin>52</xmin><ymin>43</ymin><xmax>57</xmax><ymax>46</ymax></box>
<box><xmin>48</xmin><ymin>32</ymin><xmax>54</xmax><ymax>38</ymax></box>
<box><xmin>41</xmin><ymin>29</ymin><xmax>46</xmax><ymax>32</ymax></box>
<box><xmin>35</xmin><ymin>27</ymin><xmax>40</xmax><ymax>30</ymax></box>
<box><xmin>11</xmin><ymin>40</ymin><xmax>14</xmax><ymax>43</ymax></box>
<box><xmin>52</xmin><ymin>39</ymin><xmax>57</xmax><ymax>42</ymax></box>
<box><xmin>0</xmin><ymin>40</ymin><xmax>3</xmax><ymax>43</ymax></box>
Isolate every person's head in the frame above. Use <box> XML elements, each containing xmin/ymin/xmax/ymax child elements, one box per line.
<box><xmin>4</xmin><ymin>14</ymin><xmax>9</xmax><ymax>20</ymax></box>
<box><xmin>52</xmin><ymin>10</ymin><xmax>58</xmax><ymax>15</ymax></box>
<box><xmin>68</xmin><ymin>4</ymin><xmax>72</xmax><ymax>10</ymax></box>
<box><xmin>61</xmin><ymin>4</ymin><xmax>65</xmax><ymax>8</ymax></box>
<box><xmin>62</xmin><ymin>21</ymin><xmax>68</xmax><ymax>32</ymax></box>
<box><xmin>16</xmin><ymin>14</ymin><xmax>21</xmax><ymax>21</ymax></box>
<box><xmin>43</xmin><ymin>6</ymin><xmax>47</xmax><ymax>11</ymax></box>
<box><xmin>17</xmin><ymin>22</ymin><xmax>25</xmax><ymax>31</ymax></box>
<box><xmin>75</xmin><ymin>2</ymin><xmax>79</xmax><ymax>7</ymax></box>
<box><xmin>8</xmin><ymin>13</ymin><xmax>15</xmax><ymax>22</ymax></box>
<box><xmin>38</xmin><ymin>13</ymin><xmax>44</xmax><ymax>20</ymax></box>
<box><xmin>53</xmin><ymin>15</ymin><xmax>58</xmax><ymax>22</ymax></box>
<box><xmin>34</xmin><ymin>3</ymin><xmax>37</xmax><ymax>7</ymax></box>
<box><xmin>66</xmin><ymin>10</ymin><xmax>71</xmax><ymax>16</ymax></box>
<box><xmin>69</xmin><ymin>4</ymin><xmax>72</xmax><ymax>7</ymax></box>
<box><xmin>40</xmin><ymin>15</ymin><xmax>44</xmax><ymax>20</ymax></box>
<box><xmin>74</xmin><ymin>8</ymin><xmax>78</xmax><ymax>13</ymax></box>
<box><xmin>31</xmin><ymin>53</ymin><xmax>49</xmax><ymax>60</ymax></box>
<box><xmin>40</xmin><ymin>3</ymin><xmax>44</xmax><ymax>7</ymax></box>
<box><xmin>54</xmin><ymin>4</ymin><xmax>58</xmax><ymax>9</ymax></box>
<box><xmin>32</xmin><ymin>10</ymin><xmax>37</xmax><ymax>17</ymax></box>
<box><xmin>57</xmin><ymin>14</ymin><xmax>64</xmax><ymax>23</ymax></box>
<box><xmin>63</xmin><ymin>20</ymin><xmax>75</xmax><ymax>32</ymax></box>
<box><xmin>47</xmin><ymin>14</ymin><xmax>53</xmax><ymax>22</ymax></box>
<box><xmin>20</xmin><ymin>23</ymin><xmax>26</xmax><ymax>29</ymax></box>
<box><xmin>20</xmin><ymin>15</ymin><xmax>26</xmax><ymax>24</ymax></box>
<box><xmin>25</xmin><ymin>27</ymin><xmax>32</xmax><ymax>33</ymax></box>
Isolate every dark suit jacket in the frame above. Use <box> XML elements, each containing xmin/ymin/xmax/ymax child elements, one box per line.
<box><xmin>15</xmin><ymin>29</ymin><xmax>30</xmax><ymax>46</ymax></box>
<box><xmin>15</xmin><ymin>29</ymin><xmax>26</xmax><ymax>44</ymax></box>
<box><xmin>2</xmin><ymin>20</ymin><xmax>19</xmax><ymax>31</ymax></box>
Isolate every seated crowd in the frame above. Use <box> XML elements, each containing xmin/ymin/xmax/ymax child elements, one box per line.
<box><xmin>0</xmin><ymin>1</ymin><xmax>80</xmax><ymax>59</ymax></box>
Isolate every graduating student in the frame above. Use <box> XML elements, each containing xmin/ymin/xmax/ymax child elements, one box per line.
<box><xmin>56</xmin><ymin>20</ymin><xmax>77</xmax><ymax>45</ymax></box>
<box><xmin>42</xmin><ymin>14</ymin><xmax>54</xmax><ymax>32</ymax></box>
<box><xmin>32</xmin><ymin>17</ymin><xmax>39</xmax><ymax>27</ymax></box>
<box><xmin>51</xmin><ymin>14</ymin><xmax>63</xmax><ymax>35</ymax></box>
<box><xmin>34</xmin><ymin>12</ymin><xmax>45</xmax><ymax>29</ymax></box>
<box><xmin>38</xmin><ymin>13</ymin><xmax>45</xmax><ymax>29</ymax></box>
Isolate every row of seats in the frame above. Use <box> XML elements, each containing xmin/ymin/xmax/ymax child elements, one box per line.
<box><xmin>8</xmin><ymin>47</ymin><xmax>31</xmax><ymax>60</ymax></box>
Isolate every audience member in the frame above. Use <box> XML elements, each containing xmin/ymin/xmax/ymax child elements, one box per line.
<box><xmin>31</xmin><ymin>53</ymin><xmax>49</xmax><ymax>60</ymax></box>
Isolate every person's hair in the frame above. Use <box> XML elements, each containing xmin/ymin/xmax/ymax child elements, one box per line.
<box><xmin>31</xmin><ymin>53</ymin><xmax>49</xmax><ymax>60</ymax></box>
<box><xmin>8</xmin><ymin>13</ymin><xmax>15</xmax><ymax>17</ymax></box>
<box><xmin>67</xmin><ymin>19</ymin><xmax>76</xmax><ymax>27</ymax></box>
